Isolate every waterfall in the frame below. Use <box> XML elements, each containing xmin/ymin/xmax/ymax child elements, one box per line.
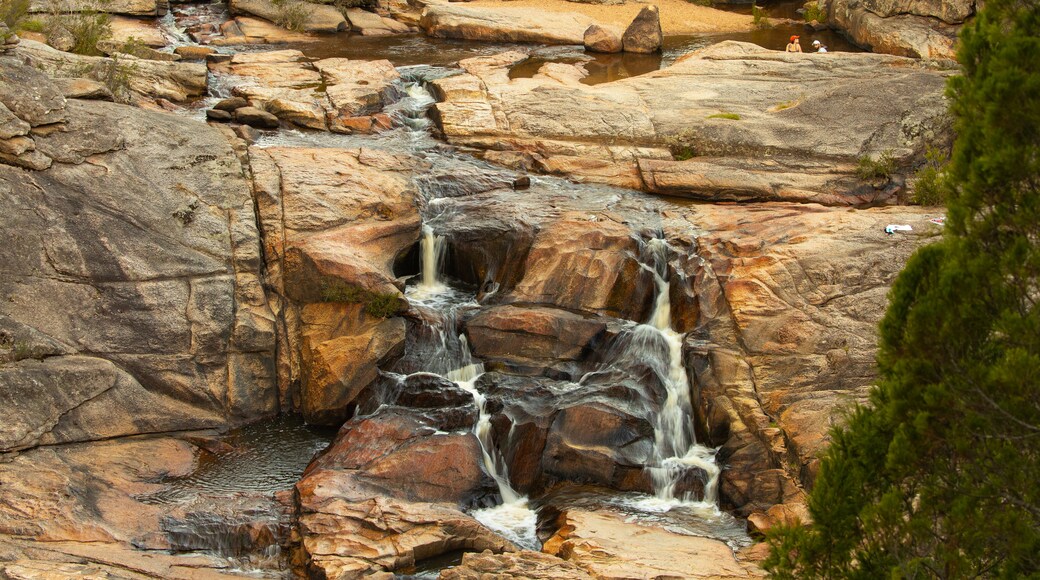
<box><xmin>641</xmin><ymin>238</ymin><xmax>720</xmax><ymax>505</ymax></box>
<box><xmin>410</xmin><ymin>225</ymin><xmax>447</xmax><ymax>300</ymax></box>
<box><xmin>406</xmin><ymin>226</ymin><xmax>539</xmax><ymax>550</ymax></box>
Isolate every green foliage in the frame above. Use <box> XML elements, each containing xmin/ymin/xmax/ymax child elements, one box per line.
<box><xmin>0</xmin><ymin>333</ymin><xmax>36</xmax><ymax>363</ymax></box>
<box><xmin>855</xmin><ymin>150</ymin><xmax>896</xmax><ymax>180</ymax></box>
<box><xmin>1</xmin><ymin>0</ymin><xmax>28</xmax><ymax>29</ymax></box>
<box><xmin>44</xmin><ymin>8</ymin><xmax>112</xmax><ymax>55</ymax></box>
<box><xmin>664</xmin><ymin>128</ymin><xmax>699</xmax><ymax>161</ymax></box>
<box><xmin>765</xmin><ymin>0</ymin><xmax>1040</xmax><ymax>576</ymax></box>
<box><xmin>707</xmin><ymin>112</ymin><xmax>741</xmax><ymax>120</ymax></box>
<box><xmin>58</xmin><ymin>52</ymin><xmax>136</xmax><ymax>101</ymax></box>
<box><xmin>363</xmin><ymin>292</ymin><xmax>402</xmax><ymax>318</ymax></box>
<box><xmin>911</xmin><ymin>145</ymin><xmax>950</xmax><ymax>206</ymax></box>
<box><xmin>752</xmin><ymin>5</ymin><xmax>771</xmax><ymax>29</ymax></box>
<box><xmin>684</xmin><ymin>0</ymin><xmax>714</xmax><ymax>6</ymax></box>
<box><xmin>319</xmin><ymin>281</ymin><xmax>402</xmax><ymax>318</ymax></box>
<box><xmin>275</xmin><ymin>0</ymin><xmax>311</xmax><ymax>31</ymax></box>
<box><xmin>803</xmin><ymin>2</ymin><xmax>825</xmax><ymax>23</ymax></box>
<box><xmin>17</xmin><ymin>17</ymin><xmax>43</xmax><ymax>32</ymax></box>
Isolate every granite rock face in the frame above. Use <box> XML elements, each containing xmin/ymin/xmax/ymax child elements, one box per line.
<box><xmin>826</xmin><ymin>0</ymin><xmax>969</xmax><ymax>59</ymax></box>
<box><xmin>248</xmin><ymin>145</ymin><xmax>419</xmax><ymax>422</ymax></box>
<box><xmin>419</xmin><ymin>2</ymin><xmax>597</xmax><ymax>44</ymax></box>
<box><xmin>432</xmin><ymin>42</ymin><xmax>952</xmax><ymax>205</ymax></box>
<box><xmin>14</xmin><ymin>40</ymin><xmax>207</xmax><ymax>102</ymax></box>
<box><xmin>0</xmin><ymin>58</ymin><xmax>276</xmax><ymax>452</ymax></box>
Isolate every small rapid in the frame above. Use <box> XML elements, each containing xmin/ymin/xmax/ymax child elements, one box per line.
<box><xmin>640</xmin><ymin>237</ymin><xmax>720</xmax><ymax>506</ymax></box>
<box><xmin>405</xmin><ymin>219</ymin><xmax>540</xmax><ymax>551</ymax></box>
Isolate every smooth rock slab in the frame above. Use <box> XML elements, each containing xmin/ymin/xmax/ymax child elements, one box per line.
<box><xmin>432</xmin><ymin>41</ymin><xmax>952</xmax><ymax>205</ymax></box>
<box><xmin>543</xmin><ymin>509</ymin><xmax>763</xmax><ymax>579</ymax></box>
<box><xmin>0</xmin><ymin>74</ymin><xmax>276</xmax><ymax>449</ymax></box>
<box><xmin>420</xmin><ymin>2</ymin><xmax>597</xmax><ymax>44</ymax></box>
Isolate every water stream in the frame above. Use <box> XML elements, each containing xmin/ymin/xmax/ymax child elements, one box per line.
<box><xmin>405</xmin><ymin>217</ymin><xmax>541</xmax><ymax>551</ymax></box>
<box><xmin>148</xmin><ymin>9</ymin><xmax>761</xmax><ymax>571</ymax></box>
<box><xmin>639</xmin><ymin>238</ymin><xmax>720</xmax><ymax>506</ymax></box>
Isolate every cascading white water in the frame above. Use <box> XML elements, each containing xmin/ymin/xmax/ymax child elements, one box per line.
<box><xmin>410</xmin><ymin>225</ymin><xmax>448</xmax><ymax>300</ymax></box>
<box><xmin>640</xmin><ymin>238</ymin><xmax>720</xmax><ymax>506</ymax></box>
<box><xmin>407</xmin><ymin>225</ymin><xmax>539</xmax><ymax>550</ymax></box>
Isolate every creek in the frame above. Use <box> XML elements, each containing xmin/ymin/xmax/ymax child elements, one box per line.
<box><xmin>147</xmin><ymin>5</ymin><xmax>775</xmax><ymax>576</ymax></box>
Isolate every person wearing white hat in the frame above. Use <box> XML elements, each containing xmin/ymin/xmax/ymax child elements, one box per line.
<box><xmin>812</xmin><ymin>39</ymin><xmax>828</xmax><ymax>52</ymax></box>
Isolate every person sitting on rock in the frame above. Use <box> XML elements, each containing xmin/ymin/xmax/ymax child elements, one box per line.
<box><xmin>812</xmin><ymin>39</ymin><xmax>828</xmax><ymax>53</ymax></box>
<box><xmin>786</xmin><ymin>35</ymin><xmax>803</xmax><ymax>52</ymax></box>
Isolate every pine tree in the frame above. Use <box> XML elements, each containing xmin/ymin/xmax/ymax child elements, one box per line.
<box><xmin>764</xmin><ymin>0</ymin><xmax>1040</xmax><ymax>577</ymax></box>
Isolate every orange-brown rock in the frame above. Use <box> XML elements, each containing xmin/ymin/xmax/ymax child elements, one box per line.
<box><xmin>295</xmin><ymin>466</ymin><xmax>511</xmax><ymax>578</ymax></box>
<box><xmin>432</xmin><ymin>42</ymin><xmax>952</xmax><ymax>205</ymax></box>
<box><xmin>464</xmin><ymin>305</ymin><xmax>609</xmax><ymax>376</ymax></box>
<box><xmin>299</xmin><ymin>304</ymin><xmax>407</xmax><ymax>424</ymax></box>
<box><xmin>504</xmin><ymin>213</ymin><xmax>654</xmax><ymax>321</ymax></box>
<box><xmin>249</xmin><ymin>145</ymin><xmax>420</xmax><ymax>413</ymax></box>
<box><xmin>543</xmin><ymin>509</ymin><xmax>764</xmax><ymax>579</ymax></box>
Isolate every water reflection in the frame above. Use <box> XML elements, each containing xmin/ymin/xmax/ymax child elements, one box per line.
<box><xmin>142</xmin><ymin>416</ymin><xmax>336</xmax><ymax>505</ymax></box>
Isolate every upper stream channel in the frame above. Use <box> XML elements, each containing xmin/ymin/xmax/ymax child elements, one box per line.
<box><xmin>139</xmin><ymin>3</ymin><xmax>831</xmax><ymax>575</ymax></box>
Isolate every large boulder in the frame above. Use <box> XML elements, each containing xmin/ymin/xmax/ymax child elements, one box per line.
<box><xmin>583</xmin><ymin>24</ymin><xmax>622</xmax><ymax>53</ymax></box>
<box><xmin>299</xmin><ymin>304</ymin><xmax>407</xmax><ymax>424</ymax></box>
<box><xmin>14</xmin><ymin>39</ymin><xmax>207</xmax><ymax>101</ymax></box>
<box><xmin>0</xmin><ymin>61</ymin><xmax>276</xmax><ymax>451</ymax></box>
<box><xmin>504</xmin><ymin>214</ymin><xmax>655</xmax><ymax>321</ymax></box>
<box><xmin>621</xmin><ymin>5</ymin><xmax>662</xmax><ymax>53</ymax></box>
<box><xmin>229</xmin><ymin>0</ymin><xmax>348</xmax><ymax>33</ymax></box>
<box><xmin>432</xmin><ymin>42</ymin><xmax>952</xmax><ymax>205</ymax></box>
<box><xmin>464</xmin><ymin>305</ymin><xmax>609</xmax><ymax>377</ymax></box>
<box><xmin>295</xmin><ymin>453</ymin><xmax>509</xmax><ymax>577</ymax></box>
<box><xmin>249</xmin><ymin>145</ymin><xmax>419</xmax><ymax>414</ymax></box>
<box><xmin>420</xmin><ymin>3</ymin><xmax>597</xmax><ymax>44</ymax></box>
<box><xmin>828</xmin><ymin>0</ymin><xmax>962</xmax><ymax>60</ymax></box>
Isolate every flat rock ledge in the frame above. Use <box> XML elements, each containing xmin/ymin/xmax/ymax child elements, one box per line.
<box><xmin>432</xmin><ymin>41</ymin><xmax>953</xmax><ymax>206</ymax></box>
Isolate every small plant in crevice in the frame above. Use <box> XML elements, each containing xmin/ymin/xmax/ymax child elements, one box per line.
<box><xmin>752</xmin><ymin>5</ymin><xmax>771</xmax><ymax>29</ymax></box>
<box><xmin>56</xmin><ymin>52</ymin><xmax>137</xmax><ymax>102</ymax></box>
<box><xmin>911</xmin><ymin>145</ymin><xmax>950</xmax><ymax>206</ymax></box>
<box><xmin>664</xmin><ymin>128</ymin><xmax>700</xmax><ymax>161</ymax></box>
<box><xmin>856</xmin><ymin>150</ymin><xmax>897</xmax><ymax>181</ymax></box>
<box><xmin>319</xmin><ymin>281</ymin><xmax>402</xmax><ymax>318</ymax></box>
<box><xmin>274</xmin><ymin>0</ymin><xmax>311</xmax><ymax>32</ymax></box>
<box><xmin>707</xmin><ymin>112</ymin><xmax>741</xmax><ymax>120</ymax></box>
<box><xmin>803</xmin><ymin>2</ymin><xmax>826</xmax><ymax>23</ymax></box>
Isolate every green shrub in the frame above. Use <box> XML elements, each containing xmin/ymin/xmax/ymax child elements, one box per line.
<box><xmin>46</xmin><ymin>10</ymin><xmax>111</xmax><ymax>55</ymax></box>
<box><xmin>320</xmin><ymin>281</ymin><xmax>365</xmax><ymax>303</ymax></box>
<box><xmin>856</xmin><ymin>150</ymin><xmax>896</xmax><ymax>180</ymax></box>
<box><xmin>803</xmin><ymin>2</ymin><xmax>825</xmax><ymax>22</ymax></box>
<box><xmin>1</xmin><ymin>0</ymin><xmax>29</xmax><ymax>28</ymax></box>
<box><xmin>363</xmin><ymin>292</ymin><xmax>402</xmax><ymax>318</ymax></box>
<box><xmin>707</xmin><ymin>112</ymin><xmax>741</xmax><ymax>120</ymax></box>
<box><xmin>752</xmin><ymin>5</ymin><xmax>771</xmax><ymax>28</ymax></box>
<box><xmin>17</xmin><ymin>17</ymin><xmax>43</xmax><ymax>32</ymax></box>
<box><xmin>912</xmin><ymin>145</ymin><xmax>950</xmax><ymax>206</ymax></box>
<box><xmin>319</xmin><ymin>281</ymin><xmax>402</xmax><ymax>318</ymax></box>
<box><xmin>275</xmin><ymin>0</ymin><xmax>310</xmax><ymax>31</ymax></box>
